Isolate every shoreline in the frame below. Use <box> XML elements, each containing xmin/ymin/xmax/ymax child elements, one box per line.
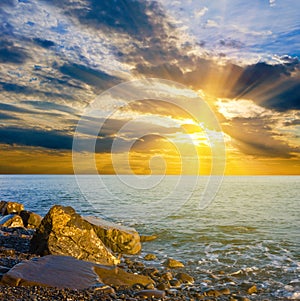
<box><xmin>0</xmin><ymin>201</ymin><xmax>294</xmax><ymax>300</ymax></box>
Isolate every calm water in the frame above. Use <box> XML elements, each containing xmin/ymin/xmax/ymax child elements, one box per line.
<box><xmin>0</xmin><ymin>175</ymin><xmax>299</xmax><ymax>299</ymax></box>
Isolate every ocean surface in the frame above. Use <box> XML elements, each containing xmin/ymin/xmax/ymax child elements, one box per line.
<box><xmin>0</xmin><ymin>175</ymin><xmax>299</xmax><ymax>300</ymax></box>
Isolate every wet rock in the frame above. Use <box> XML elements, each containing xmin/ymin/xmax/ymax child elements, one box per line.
<box><xmin>2</xmin><ymin>255</ymin><xmax>153</xmax><ymax>290</ymax></box>
<box><xmin>247</xmin><ymin>285</ymin><xmax>257</xmax><ymax>294</ymax></box>
<box><xmin>135</xmin><ymin>289</ymin><xmax>166</xmax><ymax>299</ymax></box>
<box><xmin>160</xmin><ymin>272</ymin><xmax>173</xmax><ymax>281</ymax></box>
<box><xmin>219</xmin><ymin>287</ymin><xmax>231</xmax><ymax>295</ymax></box>
<box><xmin>175</xmin><ymin>272</ymin><xmax>194</xmax><ymax>284</ymax></box>
<box><xmin>0</xmin><ymin>265</ymin><xmax>10</xmax><ymax>278</ymax></box>
<box><xmin>0</xmin><ymin>214</ymin><xmax>24</xmax><ymax>228</ymax></box>
<box><xmin>169</xmin><ymin>279</ymin><xmax>181</xmax><ymax>288</ymax></box>
<box><xmin>163</xmin><ymin>258</ymin><xmax>184</xmax><ymax>268</ymax></box>
<box><xmin>30</xmin><ymin>205</ymin><xmax>119</xmax><ymax>265</ymax></box>
<box><xmin>94</xmin><ymin>265</ymin><xmax>153</xmax><ymax>289</ymax></box>
<box><xmin>204</xmin><ymin>289</ymin><xmax>222</xmax><ymax>297</ymax></box>
<box><xmin>19</xmin><ymin>210</ymin><xmax>42</xmax><ymax>229</ymax></box>
<box><xmin>157</xmin><ymin>282</ymin><xmax>170</xmax><ymax>290</ymax></box>
<box><xmin>144</xmin><ymin>253</ymin><xmax>157</xmax><ymax>261</ymax></box>
<box><xmin>0</xmin><ymin>201</ymin><xmax>24</xmax><ymax>215</ymax></box>
<box><xmin>140</xmin><ymin>234</ymin><xmax>158</xmax><ymax>242</ymax></box>
<box><xmin>84</xmin><ymin>216</ymin><xmax>141</xmax><ymax>255</ymax></box>
<box><xmin>0</xmin><ymin>201</ymin><xmax>6</xmax><ymax>214</ymax></box>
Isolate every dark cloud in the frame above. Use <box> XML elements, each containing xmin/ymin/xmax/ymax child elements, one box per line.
<box><xmin>0</xmin><ymin>81</ymin><xmax>76</xmax><ymax>100</ymax></box>
<box><xmin>22</xmin><ymin>100</ymin><xmax>79</xmax><ymax>115</ymax></box>
<box><xmin>0</xmin><ymin>126</ymin><xmax>73</xmax><ymax>150</ymax></box>
<box><xmin>33</xmin><ymin>38</ymin><xmax>55</xmax><ymax>48</ymax></box>
<box><xmin>0</xmin><ymin>112</ymin><xmax>19</xmax><ymax>120</ymax></box>
<box><xmin>0</xmin><ymin>40</ymin><xmax>29</xmax><ymax>64</ymax></box>
<box><xmin>134</xmin><ymin>59</ymin><xmax>300</xmax><ymax>112</ymax></box>
<box><xmin>59</xmin><ymin>63</ymin><xmax>121</xmax><ymax>90</ymax></box>
<box><xmin>0</xmin><ymin>102</ymin><xmax>33</xmax><ymax>114</ymax></box>
<box><xmin>43</xmin><ymin>0</ymin><xmax>165</xmax><ymax>39</ymax></box>
<box><xmin>262</xmin><ymin>80</ymin><xmax>300</xmax><ymax>111</ymax></box>
<box><xmin>223</xmin><ymin>117</ymin><xmax>298</xmax><ymax>158</ymax></box>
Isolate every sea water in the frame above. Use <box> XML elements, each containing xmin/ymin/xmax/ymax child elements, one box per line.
<box><xmin>0</xmin><ymin>175</ymin><xmax>299</xmax><ymax>299</ymax></box>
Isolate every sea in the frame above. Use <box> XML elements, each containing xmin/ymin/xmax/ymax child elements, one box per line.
<box><xmin>0</xmin><ymin>175</ymin><xmax>299</xmax><ymax>300</ymax></box>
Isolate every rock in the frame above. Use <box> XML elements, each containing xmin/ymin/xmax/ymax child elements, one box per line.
<box><xmin>247</xmin><ymin>285</ymin><xmax>257</xmax><ymax>294</ymax></box>
<box><xmin>1</xmin><ymin>255</ymin><xmax>153</xmax><ymax>290</ymax></box>
<box><xmin>135</xmin><ymin>289</ymin><xmax>166</xmax><ymax>299</ymax></box>
<box><xmin>169</xmin><ymin>279</ymin><xmax>181</xmax><ymax>287</ymax></box>
<box><xmin>219</xmin><ymin>287</ymin><xmax>231</xmax><ymax>295</ymax></box>
<box><xmin>0</xmin><ymin>265</ymin><xmax>10</xmax><ymax>278</ymax></box>
<box><xmin>0</xmin><ymin>201</ymin><xmax>6</xmax><ymax>215</ymax></box>
<box><xmin>30</xmin><ymin>205</ymin><xmax>119</xmax><ymax>265</ymax></box>
<box><xmin>84</xmin><ymin>216</ymin><xmax>141</xmax><ymax>255</ymax></box>
<box><xmin>175</xmin><ymin>272</ymin><xmax>194</xmax><ymax>284</ymax></box>
<box><xmin>0</xmin><ymin>214</ymin><xmax>24</xmax><ymax>228</ymax></box>
<box><xmin>156</xmin><ymin>282</ymin><xmax>170</xmax><ymax>290</ymax></box>
<box><xmin>140</xmin><ymin>234</ymin><xmax>158</xmax><ymax>242</ymax></box>
<box><xmin>19</xmin><ymin>210</ymin><xmax>42</xmax><ymax>229</ymax></box>
<box><xmin>0</xmin><ymin>201</ymin><xmax>24</xmax><ymax>215</ymax></box>
<box><xmin>160</xmin><ymin>272</ymin><xmax>173</xmax><ymax>281</ymax></box>
<box><xmin>163</xmin><ymin>258</ymin><xmax>184</xmax><ymax>268</ymax></box>
<box><xmin>94</xmin><ymin>265</ymin><xmax>153</xmax><ymax>289</ymax></box>
<box><xmin>144</xmin><ymin>253</ymin><xmax>157</xmax><ymax>261</ymax></box>
<box><xmin>204</xmin><ymin>289</ymin><xmax>222</xmax><ymax>297</ymax></box>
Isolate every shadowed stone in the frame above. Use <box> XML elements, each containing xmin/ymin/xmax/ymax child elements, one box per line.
<box><xmin>1</xmin><ymin>255</ymin><xmax>153</xmax><ymax>289</ymax></box>
<box><xmin>84</xmin><ymin>216</ymin><xmax>141</xmax><ymax>255</ymax></box>
<box><xmin>135</xmin><ymin>289</ymin><xmax>166</xmax><ymax>299</ymax></box>
<box><xmin>0</xmin><ymin>214</ymin><xmax>24</xmax><ymax>228</ymax></box>
<box><xmin>20</xmin><ymin>210</ymin><xmax>42</xmax><ymax>229</ymax></box>
<box><xmin>30</xmin><ymin>205</ymin><xmax>119</xmax><ymax>265</ymax></box>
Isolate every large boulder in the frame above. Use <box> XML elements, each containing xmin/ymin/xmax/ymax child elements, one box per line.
<box><xmin>30</xmin><ymin>205</ymin><xmax>119</xmax><ymax>265</ymax></box>
<box><xmin>19</xmin><ymin>210</ymin><xmax>42</xmax><ymax>229</ymax></box>
<box><xmin>0</xmin><ymin>214</ymin><xmax>24</xmax><ymax>228</ymax></box>
<box><xmin>0</xmin><ymin>201</ymin><xmax>24</xmax><ymax>215</ymax></box>
<box><xmin>1</xmin><ymin>255</ymin><xmax>153</xmax><ymax>289</ymax></box>
<box><xmin>84</xmin><ymin>216</ymin><xmax>141</xmax><ymax>255</ymax></box>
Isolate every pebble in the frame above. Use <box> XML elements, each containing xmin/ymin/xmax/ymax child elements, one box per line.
<box><xmin>163</xmin><ymin>258</ymin><xmax>184</xmax><ymax>268</ymax></box>
<box><xmin>247</xmin><ymin>285</ymin><xmax>258</xmax><ymax>294</ymax></box>
<box><xmin>144</xmin><ymin>253</ymin><xmax>157</xmax><ymax>261</ymax></box>
<box><xmin>175</xmin><ymin>272</ymin><xmax>194</xmax><ymax>284</ymax></box>
<box><xmin>135</xmin><ymin>289</ymin><xmax>166</xmax><ymax>299</ymax></box>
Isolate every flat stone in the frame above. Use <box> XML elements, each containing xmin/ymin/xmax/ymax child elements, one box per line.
<box><xmin>1</xmin><ymin>255</ymin><xmax>153</xmax><ymax>290</ymax></box>
<box><xmin>84</xmin><ymin>216</ymin><xmax>141</xmax><ymax>255</ymax></box>
<box><xmin>30</xmin><ymin>205</ymin><xmax>119</xmax><ymax>265</ymax></box>
<box><xmin>135</xmin><ymin>289</ymin><xmax>166</xmax><ymax>299</ymax></box>
<box><xmin>0</xmin><ymin>214</ymin><xmax>24</xmax><ymax>228</ymax></box>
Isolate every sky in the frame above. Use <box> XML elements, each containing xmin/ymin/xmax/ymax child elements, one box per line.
<box><xmin>0</xmin><ymin>0</ymin><xmax>299</xmax><ymax>175</ymax></box>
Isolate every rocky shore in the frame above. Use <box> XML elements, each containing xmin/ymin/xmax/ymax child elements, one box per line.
<box><xmin>0</xmin><ymin>201</ymin><xmax>264</xmax><ymax>300</ymax></box>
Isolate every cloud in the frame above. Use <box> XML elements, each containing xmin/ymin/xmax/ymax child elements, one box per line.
<box><xmin>0</xmin><ymin>102</ymin><xmax>33</xmax><ymax>114</ymax></box>
<box><xmin>223</xmin><ymin>117</ymin><xmax>298</xmax><ymax>158</ymax></box>
<box><xmin>33</xmin><ymin>38</ymin><xmax>55</xmax><ymax>48</ymax></box>
<box><xmin>0</xmin><ymin>40</ymin><xmax>30</xmax><ymax>64</ymax></box>
<box><xmin>59</xmin><ymin>63</ymin><xmax>121</xmax><ymax>91</ymax></box>
<box><xmin>0</xmin><ymin>126</ymin><xmax>73</xmax><ymax>150</ymax></box>
<box><xmin>0</xmin><ymin>112</ymin><xmax>19</xmax><ymax>120</ymax></box>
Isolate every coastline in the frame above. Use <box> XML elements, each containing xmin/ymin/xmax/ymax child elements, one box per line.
<box><xmin>0</xmin><ymin>201</ymin><xmax>267</xmax><ymax>301</ymax></box>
